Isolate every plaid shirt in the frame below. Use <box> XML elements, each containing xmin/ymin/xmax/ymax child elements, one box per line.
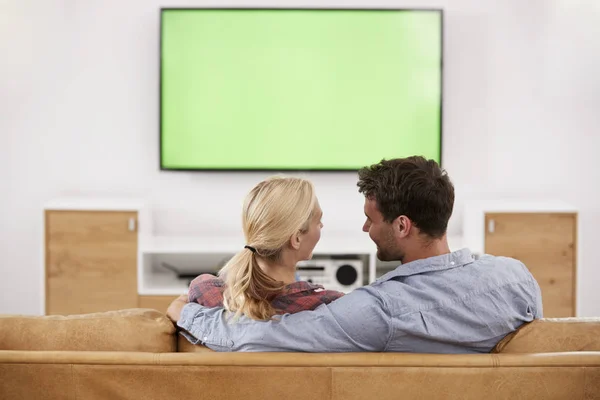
<box><xmin>188</xmin><ymin>274</ymin><xmax>345</xmax><ymax>314</ymax></box>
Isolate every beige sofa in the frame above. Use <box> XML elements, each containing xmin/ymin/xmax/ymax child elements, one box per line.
<box><xmin>1</xmin><ymin>308</ymin><xmax>599</xmax><ymax>400</ymax></box>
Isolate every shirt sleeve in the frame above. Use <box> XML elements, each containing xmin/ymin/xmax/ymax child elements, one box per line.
<box><xmin>178</xmin><ymin>285</ymin><xmax>392</xmax><ymax>352</ymax></box>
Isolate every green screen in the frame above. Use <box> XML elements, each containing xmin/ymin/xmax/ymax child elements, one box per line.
<box><xmin>161</xmin><ymin>9</ymin><xmax>442</xmax><ymax>170</ymax></box>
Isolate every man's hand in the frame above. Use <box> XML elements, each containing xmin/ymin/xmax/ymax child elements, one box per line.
<box><xmin>166</xmin><ymin>294</ymin><xmax>189</xmax><ymax>324</ymax></box>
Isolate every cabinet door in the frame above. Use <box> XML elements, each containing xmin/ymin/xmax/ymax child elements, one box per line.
<box><xmin>484</xmin><ymin>213</ymin><xmax>576</xmax><ymax>317</ymax></box>
<box><xmin>46</xmin><ymin>211</ymin><xmax>138</xmax><ymax>315</ymax></box>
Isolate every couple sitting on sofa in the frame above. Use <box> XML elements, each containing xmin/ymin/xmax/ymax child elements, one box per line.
<box><xmin>167</xmin><ymin>156</ymin><xmax>543</xmax><ymax>353</ymax></box>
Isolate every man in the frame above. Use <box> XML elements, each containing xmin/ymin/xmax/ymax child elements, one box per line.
<box><xmin>168</xmin><ymin>156</ymin><xmax>542</xmax><ymax>353</ymax></box>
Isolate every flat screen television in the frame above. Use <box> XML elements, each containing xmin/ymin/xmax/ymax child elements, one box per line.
<box><xmin>160</xmin><ymin>8</ymin><xmax>443</xmax><ymax>171</ymax></box>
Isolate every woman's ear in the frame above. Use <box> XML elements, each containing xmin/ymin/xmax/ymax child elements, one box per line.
<box><xmin>290</xmin><ymin>232</ymin><xmax>302</xmax><ymax>250</ymax></box>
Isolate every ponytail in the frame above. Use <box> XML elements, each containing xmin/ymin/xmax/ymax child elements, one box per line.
<box><xmin>219</xmin><ymin>247</ymin><xmax>285</xmax><ymax>320</ymax></box>
<box><xmin>220</xmin><ymin>175</ymin><xmax>317</xmax><ymax>321</ymax></box>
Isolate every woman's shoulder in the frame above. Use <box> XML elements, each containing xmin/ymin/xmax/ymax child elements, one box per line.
<box><xmin>188</xmin><ymin>274</ymin><xmax>225</xmax><ymax>304</ymax></box>
<box><xmin>189</xmin><ymin>274</ymin><xmax>224</xmax><ymax>286</ymax></box>
<box><xmin>271</xmin><ymin>281</ymin><xmax>345</xmax><ymax>313</ymax></box>
<box><xmin>285</xmin><ymin>280</ymin><xmax>344</xmax><ymax>295</ymax></box>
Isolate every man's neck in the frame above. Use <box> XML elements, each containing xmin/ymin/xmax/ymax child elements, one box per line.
<box><xmin>402</xmin><ymin>235</ymin><xmax>451</xmax><ymax>264</ymax></box>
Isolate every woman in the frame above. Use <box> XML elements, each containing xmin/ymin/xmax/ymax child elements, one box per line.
<box><xmin>187</xmin><ymin>176</ymin><xmax>344</xmax><ymax>321</ymax></box>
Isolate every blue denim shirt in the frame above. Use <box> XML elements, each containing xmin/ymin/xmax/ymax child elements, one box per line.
<box><xmin>178</xmin><ymin>249</ymin><xmax>542</xmax><ymax>353</ymax></box>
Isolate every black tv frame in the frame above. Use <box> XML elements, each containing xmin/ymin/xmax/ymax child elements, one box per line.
<box><xmin>159</xmin><ymin>7</ymin><xmax>444</xmax><ymax>172</ymax></box>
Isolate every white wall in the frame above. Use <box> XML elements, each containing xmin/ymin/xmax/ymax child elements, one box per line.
<box><xmin>1</xmin><ymin>0</ymin><xmax>599</xmax><ymax>316</ymax></box>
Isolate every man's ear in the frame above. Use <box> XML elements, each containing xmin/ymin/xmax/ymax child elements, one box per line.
<box><xmin>290</xmin><ymin>232</ymin><xmax>302</xmax><ymax>250</ymax></box>
<box><xmin>394</xmin><ymin>215</ymin><xmax>412</xmax><ymax>238</ymax></box>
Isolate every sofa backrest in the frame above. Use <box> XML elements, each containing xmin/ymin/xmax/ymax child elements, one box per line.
<box><xmin>0</xmin><ymin>308</ymin><xmax>176</xmax><ymax>352</ymax></box>
<box><xmin>494</xmin><ymin>317</ymin><xmax>600</xmax><ymax>353</ymax></box>
<box><xmin>3</xmin><ymin>309</ymin><xmax>598</xmax><ymax>355</ymax></box>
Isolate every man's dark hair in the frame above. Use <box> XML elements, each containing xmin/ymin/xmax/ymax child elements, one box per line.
<box><xmin>357</xmin><ymin>156</ymin><xmax>454</xmax><ymax>238</ymax></box>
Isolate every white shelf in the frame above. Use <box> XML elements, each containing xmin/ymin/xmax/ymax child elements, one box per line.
<box><xmin>138</xmin><ymin>233</ymin><xmax>378</xmax><ymax>295</ymax></box>
<box><xmin>140</xmin><ymin>272</ymin><xmax>189</xmax><ymax>296</ymax></box>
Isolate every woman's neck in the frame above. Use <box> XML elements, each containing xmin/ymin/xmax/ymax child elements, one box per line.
<box><xmin>256</xmin><ymin>252</ymin><xmax>297</xmax><ymax>285</ymax></box>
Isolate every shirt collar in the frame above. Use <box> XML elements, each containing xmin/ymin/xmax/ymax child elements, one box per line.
<box><xmin>375</xmin><ymin>248</ymin><xmax>475</xmax><ymax>282</ymax></box>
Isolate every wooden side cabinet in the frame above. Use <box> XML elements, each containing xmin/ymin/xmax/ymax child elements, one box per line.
<box><xmin>484</xmin><ymin>212</ymin><xmax>577</xmax><ymax>318</ymax></box>
<box><xmin>45</xmin><ymin>210</ymin><xmax>139</xmax><ymax>315</ymax></box>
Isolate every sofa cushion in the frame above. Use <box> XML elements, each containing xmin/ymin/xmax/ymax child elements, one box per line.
<box><xmin>0</xmin><ymin>308</ymin><xmax>176</xmax><ymax>352</ymax></box>
<box><xmin>493</xmin><ymin>317</ymin><xmax>600</xmax><ymax>353</ymax></box>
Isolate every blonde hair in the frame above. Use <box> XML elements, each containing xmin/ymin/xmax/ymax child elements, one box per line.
<box><xmin>218</xmin><ymin>176</ymin><xmax>317</xmax><ymax>320</ymax></box>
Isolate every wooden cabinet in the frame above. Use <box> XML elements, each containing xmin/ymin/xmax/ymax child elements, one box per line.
<box><xmin>45</xmin><ymin>210</ymin><xmax>138</xmax><ymax>315</ymax></box>
<box><xmin>484</xmin><ymin>212</ymin><xmax>577</xmax><ymax>318</ymax></box>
